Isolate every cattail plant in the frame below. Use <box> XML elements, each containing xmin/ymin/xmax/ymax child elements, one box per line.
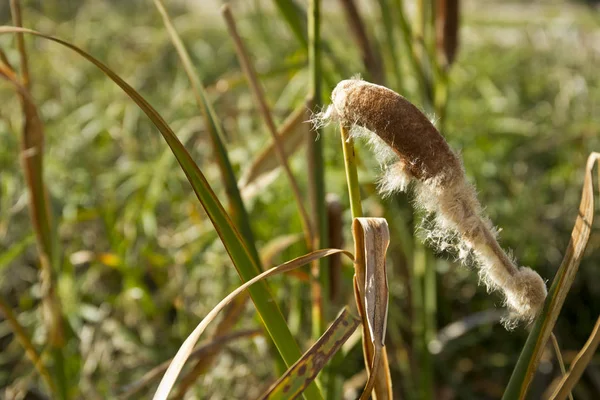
<box><xmin>319</xmin><ymin>78</ymin><xmax>547</xmax><ymax>323</ymax></box>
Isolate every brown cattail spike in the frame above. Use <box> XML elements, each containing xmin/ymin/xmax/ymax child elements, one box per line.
<box><xmin>436</xmin><ymin>0</ymin><xmax>460</xmax><ymax>67</ymax></box>
<box><xmin>320</xmin><ymin>78</ymin><xmax>547</xmax><ymax>325</ymax></box>
<box><xmin>327</xmin><ymin>79</ymin><xmax>462</xmax><ymax>184</ymax></box>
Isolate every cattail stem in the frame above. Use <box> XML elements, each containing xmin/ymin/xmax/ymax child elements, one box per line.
<box><xmin>340</xmin><ymin>125</ymin><xmax>363</xmax><ymax>219</ymax></box>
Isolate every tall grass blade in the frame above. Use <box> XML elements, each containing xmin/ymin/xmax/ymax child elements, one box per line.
<box><xmin>153</xmin><ymin>248</ymin><xmax>351</xmax><ymax>399</ymax></box>
<box><xmin>261</xmin><ymin>308</ymin><xmax>360</xmax><ymax>400</ymax></box>
<box><xmin>502</xmin><ymin>152</ymin><xmax>600</xmax><ymax>399</ymax></box>
<box><xmin>0</xmin><ymin>25</ymin><xmax>319</xmax><ymax>398</ymax></box>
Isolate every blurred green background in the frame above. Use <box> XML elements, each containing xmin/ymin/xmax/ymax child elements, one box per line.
<box><xmin>0</xmin><ymin>0</ymin><xmax>599</xmax><ymax>399</ymax></box>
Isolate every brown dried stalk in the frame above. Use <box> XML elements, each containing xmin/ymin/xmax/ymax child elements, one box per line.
<box><xmin>320</xmin><ymin>79</ymin><xmax>547</xmax><ymax>323</ymax></box>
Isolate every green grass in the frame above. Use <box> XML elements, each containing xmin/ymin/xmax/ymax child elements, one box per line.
<box><xmin>0</xmin><ymin>1</ymin><xmax>599</xmax><ymax>399</ymax></box>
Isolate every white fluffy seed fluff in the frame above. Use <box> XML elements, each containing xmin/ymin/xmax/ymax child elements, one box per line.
<box><xmin>319</xmin><ymin>79</ymin><xmax>547</xmax><ymax>325</ymax></box>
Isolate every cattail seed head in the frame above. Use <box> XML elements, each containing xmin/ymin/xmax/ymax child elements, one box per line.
<box><xmin>327</xmin><ymin>79</ymin><xmax>462</xmax><ymax>184</ymax></box>
<box><xmin>320</xmin><ymin>78</ymin><xmax>547</xmax><ymax>324</ymax></box>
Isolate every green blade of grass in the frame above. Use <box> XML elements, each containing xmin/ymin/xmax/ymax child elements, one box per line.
<box><xmin>502</xmin><ymin>152</ymin><xmax>600</xmax><ymax>399</ymax></box>
<box><xmin>261</xmin><ymin>308</ymin><xmax>360</xmax><ymax>400</ymax></box>
<box><xmin>0</xmin><ymin>26</ymin><xmax>322</xmax><ymax>399</ymax></box>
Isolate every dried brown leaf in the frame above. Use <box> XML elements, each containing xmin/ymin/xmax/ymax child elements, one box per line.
<box><xmin>352</xmin><ymin>218</ymin><xmax>392</xmax><ymax>399</ymax></box>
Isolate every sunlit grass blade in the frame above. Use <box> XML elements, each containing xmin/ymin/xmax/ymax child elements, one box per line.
<box><xmin>549</xmin><ymin>316</ymin><xmax>600</xmax><ymax>400</ymax></box>
<box><xmin>0</xmin><ymin>25</ymin><xmax>318</xmax><ymax>398</ymax></box>
<box><xmin>502</xmin><ymin>152</ymin><xmax>600</xmax><ymax>399</ymax></box>
<box><xmin>261</xmin><ymin>308</ymin><xmax>360</xmax><ymax>400</ymax></box>
<box><xmin>153</xmin><ymin>248</ymin><xmax>352</xmax><ymax>400</ymax></box>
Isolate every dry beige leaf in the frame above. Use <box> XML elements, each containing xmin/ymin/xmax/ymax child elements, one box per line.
<box><xmin>352</xmin><ymin>218</ymin><xmax>392</xmax><ymax>400</ymax></box>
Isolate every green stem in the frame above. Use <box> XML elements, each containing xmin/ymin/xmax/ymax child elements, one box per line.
<box><xmin>308</xmin><ymin>0</ymin><xmax>328</xmax><ymax>338</ymax></box>
<box><xmin>340</xmin><ymin>125</ymin><xmax>363</xmax><ymax>219</ymax></box>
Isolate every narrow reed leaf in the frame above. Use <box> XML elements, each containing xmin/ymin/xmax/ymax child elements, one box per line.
<box><xmin>549</xmin><ymin>316</ymin><xmax>600</xmax><ymax>400</ymax></box>
<box><xmin>503</xmin><ymin>152</ymin><xmax>600</xmax><ymax>399</ymax></box>
<box><xmin>261</xmin><ymin>308</ymin><xmax>360</xmax><ymax>400</ymax></box>
<box><xmin>352</xmin><ymin>218</ymin><xmax>393</xmax><ymax>399</ymax></box>
<box><xmin>153</xmin><ymin>249</ymin><xmax>352</xmax><ymax>400</ymax></box>
<box><xmin>0</xmin><ymin>26</ymin><xmax>317</xmax><ymax>397</ymax></box>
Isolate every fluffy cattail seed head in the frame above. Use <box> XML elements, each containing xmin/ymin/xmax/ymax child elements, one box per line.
<box><xmin>326</xmin><ymin>79</ymin><xmax>462</xmax><ymax>184</ymax></box>
<box><xmin>320</xmin><ymin>78</ymin><xmax>547</xmax><ymax>325</ymax></box>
